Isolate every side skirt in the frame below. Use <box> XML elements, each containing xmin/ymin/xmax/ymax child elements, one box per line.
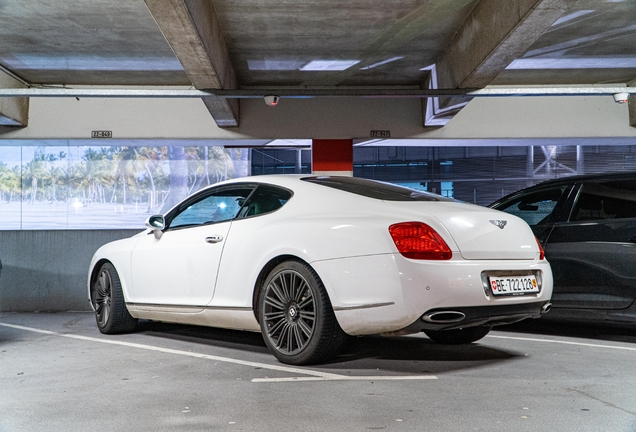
<box><xmin>126</xmin><ymin>303</ymin><xmax>261</xmax><ymax>332</ymax></box>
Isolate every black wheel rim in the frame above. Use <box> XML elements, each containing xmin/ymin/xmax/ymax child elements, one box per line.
<box><xmin>94</xmin><ymin>269</ymin><xmax>112</xmax><ymax>327</ymax></box>
<box><xmin>263</xmin><ymin>269</ymin><xmax>316</xmax><ymax>355</ymax></box>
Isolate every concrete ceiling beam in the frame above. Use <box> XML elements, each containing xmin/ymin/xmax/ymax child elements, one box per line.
<box><xmin>0</xmin><ymin>69</ymin><xmax>29</xmax><ymax>131</ymax></box>
<box><xmin>144</xmin><ymin>0</ymin><xmax>239</xmax><ymax>127</ymax></box>
<box><xmin>426</xmin><ymin>0</ymin><xmax>577</xmax><ymax>125</ymax></box>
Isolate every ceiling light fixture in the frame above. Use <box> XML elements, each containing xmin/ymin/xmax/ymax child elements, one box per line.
<box><xmin>300</xmin><ymin>60</ymin><xmax>360</xmax><ymax>71</ymax></box>
<box><xmin>360</xmin><ymin>56</ymin><xmax>404</xmax><ymax>70</ymax></box>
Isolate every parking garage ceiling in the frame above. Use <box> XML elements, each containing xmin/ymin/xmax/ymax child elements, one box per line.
<box><xmin>0</xmin><ymin>0</ymin><xmax>635</xmax><ymax>140</ymax></box>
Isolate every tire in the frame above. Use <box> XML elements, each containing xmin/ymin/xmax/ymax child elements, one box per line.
<box><xmin>423</xmin><ymin>326</ymin><xmax>492</xmax><ymax>345</ymax></box>
<box><xmin>258</xmin><ymin>260</ymin><xmax>347</xmax><ymax>365</ymax></box>
<box><xmin>92</xmin><ymin>262</ymin><xmax>138</xmax><ymax>334</ymax></box>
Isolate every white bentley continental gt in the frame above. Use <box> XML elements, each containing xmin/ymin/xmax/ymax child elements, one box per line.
<box><xmin>88</xmin><ymin>175</ymin><xmax>553</xmax><ymax>365</ymax></box>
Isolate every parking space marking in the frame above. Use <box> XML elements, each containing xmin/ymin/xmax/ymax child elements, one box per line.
<box><xmin>253</xmin><ymin>375</ymin><xmax>438</xmax><ymax>383</ymax></box>
<box><xmin>487</xmin><ymin>334</ymin><xmax>636</xmax><ymax>352</ymax></box>
<box><xmin>0</xmin><ymin>322</ymin><xmax>438</xmax><ymax>383</ymax></box>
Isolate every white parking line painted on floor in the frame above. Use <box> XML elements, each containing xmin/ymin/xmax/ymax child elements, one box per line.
<box><xmin>487</xmin><ymin>334</ymin><xmax>636</xmax><ymax>352</ymax></box>
<box><xmin>253</xmin><ymin>375</ymin><xmax>438</xmax><ymax>383</ymax></box>
<box><xmin>0</xmin><ymin>322</ymin><xmax>438</xmax><ymax>383</ymax></box>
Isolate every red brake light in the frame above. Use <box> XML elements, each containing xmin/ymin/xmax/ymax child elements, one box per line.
<box><xmin>535</xmin><ymin>237</ymin><xmax>545</xmax><ymax>260</ymax></box>
<box><xmin>389</xmin><ymin>222</ymin><xmax>452</xmax><ymax>260</ymax></box>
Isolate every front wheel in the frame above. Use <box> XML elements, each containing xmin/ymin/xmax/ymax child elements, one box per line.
<box><xmin>92</xmin><ymin>262</ymin><xmax>138</xmax><ymax>334</ymax></box>
<box><xmin>258</xmin><ymin>260</ymin><xmax>347</xmax><ymax>365</ymax></box>
<box><xmin>423</xmin><ymin>326</ymin><xmax>492</xmax><ymax>345</ymax></box>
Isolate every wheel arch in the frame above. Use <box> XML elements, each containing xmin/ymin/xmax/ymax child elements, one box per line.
<box><xmin>252</xmin><ymin>254</ymin><xmax>316</xmax><ymax>323</ymax></box>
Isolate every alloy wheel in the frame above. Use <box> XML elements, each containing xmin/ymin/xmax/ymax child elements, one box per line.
<box><xmin>262</xmin><ymin>269</ymin><xmax>316</xmax><ymax>355</ymax></box>
<box><xmin>94</xmin><ymin>269</ymin><xmax>112</xmax><ymax>328</ymax></box>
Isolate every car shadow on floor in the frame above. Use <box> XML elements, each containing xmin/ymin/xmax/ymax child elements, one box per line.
<box><xmin>321</xmin><ymin>334</ymin><xmax>523</xmax><ymax>374</ymax></box>
<box><xmin>136</xmin><ymin>320</ymin><xmax>524</xmax><ymax>374</ymax></box>
<box><xmin>498</xmin><ymin>317</ymin><xmax>636</xmax><ymax>344</ymax></box>
<box><xmin>136</xmin><ymin>320</ymin><xmax>270</xmax><ymax>354</ymax></box>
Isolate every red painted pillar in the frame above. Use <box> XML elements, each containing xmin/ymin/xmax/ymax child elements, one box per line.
<box><xmin>311</xmin><ymin>139</ymin><xmax>353</xmax><ymax>176</ymax></box>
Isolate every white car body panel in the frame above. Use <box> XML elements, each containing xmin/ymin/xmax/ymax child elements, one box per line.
<box><xmin>314</xmin><ymin>254</ymin><xmax>552</xmax><ymax>335</ymax></box>
<box><xmin>130</xmin><ymin>221</ymin><xmax>231</xmax><ymax>306</ymax></box>
<box><xmin>88</xmin><ymin>174</ymin><xmax>553</xmax><ymax>338</ymax></box>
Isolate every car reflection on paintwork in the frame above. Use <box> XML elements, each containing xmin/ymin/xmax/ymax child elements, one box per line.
<box><xmin>489</xmin><ymin>171</ymin><xmax>636</xmax><ymax>326</ymax></box>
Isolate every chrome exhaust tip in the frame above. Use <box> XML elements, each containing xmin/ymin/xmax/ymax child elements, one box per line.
<box><xmin>541</xmin><ymin>303</ymin><xmax>552</xmax><ymax>314</ymax></box>
<box><xmin>422</xmin><ymin>311</ymin><xmax>466</xmax><ymax>324</ymax></box>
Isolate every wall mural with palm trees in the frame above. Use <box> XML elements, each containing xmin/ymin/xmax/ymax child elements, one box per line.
<box><xmin>0</xmin><ymin>145</ymin><xmax>249</xmax><ymax>229</ymax></box>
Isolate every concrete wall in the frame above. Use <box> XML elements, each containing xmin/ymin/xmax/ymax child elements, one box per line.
<box><xmin>0</xmin><ymin>230</ymin><xmax>140</xmax><ymax>312</ymax></box>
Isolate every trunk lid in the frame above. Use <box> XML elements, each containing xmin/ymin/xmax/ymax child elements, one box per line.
<box><xmin>384</xmin><ymin>201</ymin><xmax>538</xmax><ymax>260</ymax></box>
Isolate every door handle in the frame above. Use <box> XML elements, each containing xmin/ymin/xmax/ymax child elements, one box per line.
<box><xmin>205</xmin><ymin>235</ymin><xmax>224</xmax><ymax>244</ymax></box>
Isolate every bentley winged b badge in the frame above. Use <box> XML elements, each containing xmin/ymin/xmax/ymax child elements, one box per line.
<box><xmin>489</xmin><ymin>220</ymin><xmax>507</xmax><ymax>229</ymax></box>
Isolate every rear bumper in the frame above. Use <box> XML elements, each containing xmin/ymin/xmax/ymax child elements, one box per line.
<box><xmin>409</xmin><ymin>301</ymin><xmax>551</xmax><ymax>332</ymax></box>
<box><xmin>313</xmin><ymin>253</ymin><xmax>553</xmax><ymax>336</ymax></box>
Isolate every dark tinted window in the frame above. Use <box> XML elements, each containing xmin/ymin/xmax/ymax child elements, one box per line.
<box><xmin>571</xmin><ymin>181</ymin><xmax>636</xmax><ymax>221</ymax></box>
<box><xmin>168</xmin><ymin>186</ymin><xmax>255</xmax><ymax>229</ymax></box>
<box><xmin>492</xmin><ymin>186</ymin><xmax>568</xmax><ymax>226</ymax></box>
<box><xmin>302</xmin><ymin>176</ymin><xmax>451</xmax><ymax>202</ymax></box>
<box><xmin>238</xmin><ymin>185</ymin><xmax>292</xmax><ymax>218</ymax></box>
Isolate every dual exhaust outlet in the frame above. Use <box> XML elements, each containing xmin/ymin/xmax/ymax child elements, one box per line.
<box><xmin>422</xmin><ymin>302</ymin><xmax>553</xmax><ymax>324</ymax></box>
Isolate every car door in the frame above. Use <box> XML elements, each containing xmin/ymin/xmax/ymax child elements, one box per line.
<box><xmin>129</xmin><ymin>185</ymin><xmax>256</xmax><ymax>306</ymax></box>
<box><xmin>545</xmin><ymin>179</ymin><xmax>636</xmax><ymax>310</ymax></box>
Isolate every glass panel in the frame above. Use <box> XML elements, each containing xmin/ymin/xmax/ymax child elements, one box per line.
<box><xmin>492</xmin><ymin>186</ymin><xmax>568</xmax><ymax>226</ymax></box>
<box><xmin>239</xmin><ymin>185</ymin><xmax>292</xmax><ymax>217</ymax></box>
<box><xmin>571</xmin><ymin>181</ymin><xmax>636</xmax><ymax>221</ymax></box>
<box><xmin>302</xmin><ymin>176</ymin><xmax>451</xmax><ymax>202</ymax></box>
<box><xmin>0</xmin><ymin>145</ymin><xmax>250</xmax><ymax>230</ymax></box>
<box><xmin>169</xmin><ymin>187</ymin><xmax>255</xmax><ymax>229</ymax></box>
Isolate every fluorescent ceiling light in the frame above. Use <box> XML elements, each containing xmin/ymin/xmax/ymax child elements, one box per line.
<box><xmin>265</xmin><ymin>139</ymin><xmax>312</xmax><ymax>147</ymax></box>
<box><xmin>552</xmin><ymin>10</ymin><xmax>594</xmax><ymax>26</ymax></box>
<box><xmin>507</xmin><ymin>57</ymin><xmax>636</xmax><ymax>69</ymax></box>
<box><xmin>300</xmin><ymin>60</ymin><xmax>360</xmax><ymax>71</ymax></box>
<box><xmin>247</xmin><ymin>60</ymin><xmax>305</xmax><ymax>71</ymax></box>
<box><xmin>2</xmin><ymin>55</ymin><xmax>184</xmax><ymax>71</ymax></box>
<box><xmin>360</xmin><ymin>56</ymin><xmax>403</xmax><ymax>70</ymax></box>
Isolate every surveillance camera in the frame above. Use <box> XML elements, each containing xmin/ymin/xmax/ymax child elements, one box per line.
<box><xmin>613</xmin><ymin>92</ymin><xmax>630</xmax><ymax>104</ymax></box>
<box><xmin>264</xmin><ymin>95</ymin><xmax>280</xmax><ymax>107</ymax></box>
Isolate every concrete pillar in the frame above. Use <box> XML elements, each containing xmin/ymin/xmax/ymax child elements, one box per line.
<box><xmin>576</xmin><ymin>145</ymin><xmax>584</xmax><ymax>174</ymax></box>
<box><xmin>311</xmin><ymin>139</ymin><xmax>353</xmax><ymax>176</ymax></box>
<box><xmin>295</xmin><ymin>149</ymin><xmax>302</xmax><ymax>174</ymax></box>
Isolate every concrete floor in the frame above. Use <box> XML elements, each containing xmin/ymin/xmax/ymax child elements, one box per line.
<box><xmin>1</xmin><ymin>313</ymin><xmax>636</xmax><ymax>432</ymax></box>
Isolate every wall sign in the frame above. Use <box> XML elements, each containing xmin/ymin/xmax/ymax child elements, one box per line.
<box><xmin>91</xmin><ymin>130</ymin><xmax>113</xmax><ymax>138</ymax></box>
<box><xmin>370</xmin><ymin>130</ymin><xmax>390</xmax><ymax>138</ymax></box>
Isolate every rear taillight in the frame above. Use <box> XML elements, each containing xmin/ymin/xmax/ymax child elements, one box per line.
<box><xmin>389</xmin><ymin>222</ymin><xmax>452</xmax><ymax>260</ymax></box>
<box><xmin>535</xmin><ymin>237</ymin><xmax>545</xmax><ymax>260</ymax></box>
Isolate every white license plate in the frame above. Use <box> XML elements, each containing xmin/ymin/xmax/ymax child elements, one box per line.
<box><xmin>489</xmin><ymin>275</ymin><xmax>539</xmax><ymax>296</ymax></box>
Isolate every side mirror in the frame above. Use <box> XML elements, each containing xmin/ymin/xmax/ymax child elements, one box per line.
<box><xmin>145</xmin><ymin>215</ymin><xmax>165</xmax><ymax>239</ymax></box>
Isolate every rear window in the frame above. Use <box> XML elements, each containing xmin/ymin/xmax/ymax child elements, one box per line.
<box><xmin>302</xmin><ymin>176</ymin><xmax>451</xmax><ymax>202</ymax></box>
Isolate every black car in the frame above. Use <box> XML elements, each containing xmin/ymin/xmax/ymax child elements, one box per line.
<box><xmin>489</xmin><ymin>171</ymin><xmax>636</xmax><ymax>326</ymax></box>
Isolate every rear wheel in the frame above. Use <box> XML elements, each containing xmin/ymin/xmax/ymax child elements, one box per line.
<box><xmin>92</xmin><ymin>262</ymin><xmax>138</xmax><ymax>334</ymax></box>
<box><xmin>258</xmin><ymin>260</ymin><xmax>347</xmax><ymax>365</ymax></box>
<box><xmin>423</xmin><ymin>326</ymin><xmax>492</xmax><ymax>345</ymax></box>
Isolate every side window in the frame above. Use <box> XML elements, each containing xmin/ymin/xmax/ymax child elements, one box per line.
<box><xmin>168</xmin><ymin>187</ymin><xmax>255</xmax><ymax>229</ymax></box>
<box><xmin>493</xmin><ymin>186</ymin><xmax>568</xmax><ymax>226</ymax></box>
<box><xmin>238</xmin><ymin>185</ymin><xmax>292</xmax><ymax>218</ymax></box>
<box><xmin>571</xmin><ymin>181</ymin><xmax>636</xmax><ymax>221</ymax></box>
